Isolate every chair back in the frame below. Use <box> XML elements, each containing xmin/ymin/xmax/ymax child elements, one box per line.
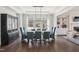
<box><xmin>35</xmin><ymin>31</ymin><xmax>41</xmax><ymax>39</ymax></box>
<box><xmin>50</xmin><ymin>27</ymin><xmax>53</xmax><ymax>34</ymax></box>
<box><xmin>53</xmin><ymin>27</ymin><xmax>56</xmax><ymax>35</ymax></box>
<box><xmin>23</xmin><ymin>27</ymin><xmax>27</xmax><ymax>36</ymax></box>
<box><xmin>27</xmin><ymin>32</ymin><xmax>34</xmax><ymax>39</ymax></box>
<box><xmin>37</xmin><ymin>29</ymin><xmax>41</xmax><ymax>31</ymax></box>
<box><xmin>20</xmin><ymin>27</ymin><xmax>25</xmax><ymax>39</ymax></box>
<box><xmin>31</xmin><ymin>29</ymin><xmax>35</xmax><ymax>31</ymax></box>
<box><xmin>43</xmin><ymin>32</ymin><xmax>50</xmax><ymax>39</ymax></box>
<box><xmin>42</xmin><ymin>29</ymin><xmax>46</xmax><ymax>31</ymax></box>
<box><xmin>52</xmin><ymin>27</ymin><xmax>56</xmax><ymax>39</ymax></box>
<box><xmin>50</xmin><ymin>27</ymin><xmax>56</xmax><ymax>38</ymax></box>
<box><xmin>20</xmin><ymin>27</ymin><xmax>24</xmax><ymax>35</ymax></box>
<box><xmin>23</xmin><ymin>27</ymin><xmax>25</xmax><ymax>32</ymax></box>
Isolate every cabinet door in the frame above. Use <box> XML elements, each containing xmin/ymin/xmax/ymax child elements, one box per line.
<box><xmin>7</xmin><ymin>15</ymin><xmax>12</xmax><ymax>31</ymax></box>
<box><xmin>1</xmin><ymin>14</ymin><xmax>8</xmax><ymax>46</ymax></box>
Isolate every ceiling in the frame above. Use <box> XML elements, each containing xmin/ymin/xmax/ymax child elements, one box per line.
<box><xmin>56</xmin><ymin>6</ymin><xmax>79</xmax><ymax>17</ymax></box>
<box><xmin>8</xmin><ymin>6</ymin><xmax>70</xmax><ymax>14</ymax></box>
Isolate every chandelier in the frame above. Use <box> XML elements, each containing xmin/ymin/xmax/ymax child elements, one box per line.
<box><xmin>33</xmin><ymin>6</ymin><xmax>44</xmax><ymax>20</ymax></box>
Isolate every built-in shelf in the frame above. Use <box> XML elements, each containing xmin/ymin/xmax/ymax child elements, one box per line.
<box><xmin>57</xmin><ymin>16</ymin><xmax>69</xmax><ymax>28</ymax></box>
<box><xmin>1</xmin><ymin>14</ymin><xmax>19</xmax><ymax>47</ymax></box>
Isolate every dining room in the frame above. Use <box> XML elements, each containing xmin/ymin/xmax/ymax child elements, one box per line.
<box><xmin>1</xmin><ymin>6</ymin><xmax>79</xmax><ymax>52</ymax></box>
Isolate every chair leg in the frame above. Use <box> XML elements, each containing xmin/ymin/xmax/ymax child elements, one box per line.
<box><xmin>27</xmin><ymin>39</ymin><xmax>29</xmax><ymax>45</ymax></box>
<box><xmin>34</xmin><ymin>39</ymin><xmax>37</xmax><ymax>44</ymax></box>
<box><xmin>36</xmin><ymin>39</ymin><xmax>37</xmax><ymax>42</ymax></box>
<box><xmin>43</xmin><ymin>39</ymin><xmax>45</xmax><ymax>44</ymax></box>
<box><xmin>48</xmin><ymin>38</ymin><xmax>49</xmax><ymax>42</ymax></box>
<box><xmin>53</xmin><ymin>35</ymin><xmax>55</xmax><ymax>40</ymax></box>
<box><xmin>32</xmin><ymin>39</ymin><xmax>33</xmax><ymax>44</ymax></box>
<box><xmin>40</xmin><ymin>39</ymin><xmax>41</xmax><ymax>44</ymax></box>
<box><xmin>45</xmin><ymin>39</ymin><xmax>47</xmax><ymax>42</ymax></box>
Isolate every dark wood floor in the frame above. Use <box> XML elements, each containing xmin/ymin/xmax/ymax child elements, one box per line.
<box><xmin>0</xmin><ymin>36</ymin><xmax>79</xmax><ymax>52</ymax></box>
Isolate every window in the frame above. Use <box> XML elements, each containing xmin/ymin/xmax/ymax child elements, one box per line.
<box><xmin>28</xmin><ymin>20</ymin><xmax>33</xmax><ymax>27</ymax></box>
<box><xmin>27</xmin><ymin>14</ymin><xmax>48</xmax><ymax>30</ymax></box>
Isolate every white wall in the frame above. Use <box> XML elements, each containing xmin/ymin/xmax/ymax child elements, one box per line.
<box><xmin>19</xmin><ymin>14</ymin><xmax>23</xmax><ymax>27</ymax></box>
<box><xmin>22</xmin><ymin>14</ymin><xmax>28</xmax><ymax>28</ymax></box>
<box><xmin>49</xmin><ymin>14</ymin><xmax>54</xmax><ymax>30</ymax></box>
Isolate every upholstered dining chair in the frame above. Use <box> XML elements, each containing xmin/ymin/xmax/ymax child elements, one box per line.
<box><xmin>20</xmin><ymin>27</ymin><xmax>27</xmax><ymax>40</ymax></box>
<box><xmin>35</xmin><ymin>31</ymin><xmax>41</xmax><ymax>42</ymax></box>
<box><xmin>52</xmin><ymin>27</ymin><xmax>56</xmax><ymax>40</ymax></box>
<box><xmin>23</xmin><ymin>27</ymin><xmax>27</xmax><ymax>38</ymax></box>
<box><xmin>50</xmin><ymin>27</ymin><xmax>56</xmax><ymax>40</ymax></box>
<box><xmin>43</xmin><ymin>31</ymin><xmax>50</xmax><ymax>42</ymax></box>
<box><xmin>50</xmin><ymin>27</ymin><xmax>53</xmax><ymax>38</ymax></box>
<box><xmin>27</xmin><ymin>32</ymin><xmax>34</xmax><ymax>44</ymax></box>
<box><xmin>20</xmin><ymin>27</ymin><xmax>25</xmax><ymax>40</ymax></box>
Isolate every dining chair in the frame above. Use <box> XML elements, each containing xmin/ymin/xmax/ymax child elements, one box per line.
<box><xmin>23</xmin><ymin>27</ymin><xmax>27</xmax><ymax>38</ymax></box>
<box><xmin>42</xmin><ymin>29</ymin><xmax>46</xmax><ymax>31</ymax></box>
<box><xmin>43</xmin><ymin>32</ymin><xmax>50</xmax><ymax>42</ymax></box>
<box><xmin>20</xmin><ymin>27</ymin><xmax>25</xmax><ymax>40</ymax></box>
<box><xmin>50</xmin><ymin>27</ymin><xmax>56</xmax><ymax>40</ymax></box>
<box><xmin>37</xmin><ymin>29</ymin><xmax>41</xmax><ymax>31</ymax></box>
<box><xmin>50</xmin><ymin>27</ymin><xmax>53</xmax><ymax>38</ymax></box>
<box><xmin>52</xmin><ymin>27</ymin><xmax>56</xmax><ymax>40</ymax></box>
<box><xmin>35</xmin><ymin>31</ymin><xmax>41</xmax><ymax>42</ymax></box>
<box><xmin>31</xmin><ymin>29</ymin><xmax>35</xmax><ymax>31</ymax></box>
<box><xmin>27</xmin><ymin>32</ymin><xmax>34</xmax><ymax>43</ymax></box>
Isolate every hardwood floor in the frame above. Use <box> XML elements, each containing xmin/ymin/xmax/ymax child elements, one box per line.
<box><xmin>0</xmin><ymin>36</ymin><xmax>79</xmax><ymax>52</ymax></box>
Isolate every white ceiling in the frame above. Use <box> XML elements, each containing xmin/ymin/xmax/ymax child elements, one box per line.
<box><xmin>8</xmin><ymin>6</ymin><xmax>72</xmax><ymax>14</ymax></box>
<box><xmin>57</xmin><ymin>6</ymin><xmax>79</xmax><ymax>17</ymax></box>
<box><xmin>69</xmin><ymin>6</ymin><xmax>79</xmax><ymax>12</ymax></box>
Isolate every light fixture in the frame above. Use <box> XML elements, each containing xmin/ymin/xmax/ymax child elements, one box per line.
<box><xmin>33</xmin><ymin>6</ymin><xmax>44</xmax><ymax>29</ymax></box>
<box><xmin>33</xmin><ymin>6</ymin><xmax>44</xmax><ymax>20</ymax></box>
